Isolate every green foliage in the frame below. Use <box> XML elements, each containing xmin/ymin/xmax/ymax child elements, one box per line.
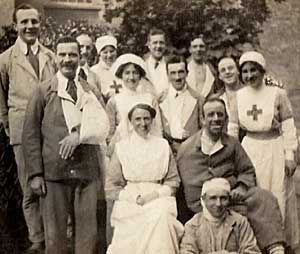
<box><xmin>104</xmin><ymin>0</ymin><xmax>285</xmax><ymax>64</ymax></box>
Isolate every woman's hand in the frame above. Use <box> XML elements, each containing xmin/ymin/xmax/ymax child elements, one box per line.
<box><xmin>136</xmin><ymin>191</ymin><xmax>159</xmax><ymax>206</ymax></box>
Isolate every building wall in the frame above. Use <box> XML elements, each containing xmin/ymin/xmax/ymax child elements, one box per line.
<box><xmin>0</xmin><ymin>0</ymin><xmax>14</xmax><ymax>28</ymax></box>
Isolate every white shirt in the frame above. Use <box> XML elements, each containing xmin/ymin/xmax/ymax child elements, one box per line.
<box><xmin>168</xmin><ymin>85</ymin><xmax>188</xmax><ymax>139</ymax></box>
<box><xmin>146</xmin><ymin>55</ymin><xmax>169</xmax><ymax>94</ymax></box>
<box><xmin>201</xmin><ymin>130</ymin><xmax>223</xmax><ymax>155</ymax></box>
<box><xmin>17</xmin><ymin>36</ymin><xmax>39</xmax><ymax>55</ymax></box>
<box><xmin>57</xmin><ymin>71</ymin><xmax>84</xmax><ymax>133</ymax></box>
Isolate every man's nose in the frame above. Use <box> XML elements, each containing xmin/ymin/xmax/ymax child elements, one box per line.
<box><xmin>216</xmin><ymin>198</ymin><xmax>222</xmax><ymax>206</ymax></box>
<box><xmin>212</xmin><ymin>113</ymin><xmax>219</xmax><ymax>120</ymax></box>
<box><xmin>27</xmin><ymin>20</ymin><xmax>34</xmax><ymax>28</ymax></box>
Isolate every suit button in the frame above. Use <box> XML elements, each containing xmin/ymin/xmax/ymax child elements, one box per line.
<box><xmin>70</xmin><ymin>169</ymin><xmax>75</xmax><ymax>175</ymax></box>
<box><xmin>70</xmin><ymin>156</ymin><xmax>75</xmax><ymax>161</ymax></box>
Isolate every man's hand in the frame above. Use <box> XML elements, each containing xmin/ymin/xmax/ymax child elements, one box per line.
<box><xmin>30</xmin><ymin>176</ymin><xmax>46</xmax><ymax>196</ymax></box>
<box><xmin>230</xmin><ymin>184</ymin><xmax>247</xmax><ymax>203</ymax></box>
<box><xmin>285</xmin><ymin>159</ymin><xmax>297</xmax><ymax>177</ymax></box>
<box><xmin>59</xmin><ymin>131</ymin><xmax>80</xmax><ymax>160</ymax></box>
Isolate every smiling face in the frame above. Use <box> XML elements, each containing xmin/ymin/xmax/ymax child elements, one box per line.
<box><xmin>241</xmin><ymin>62</ymin><xmax>264</xmax><ymax>89</ymax></box>
<box><xmin>121</xmin><ymin>63</ymin><xmax>141</xmax><ymax>91</ymax></box>
<box><xmin>218</xmin><ymin>57</ymin><xmax>239</xmax><ymax>87</ymax></box>
<box><xmin>76</xmin><ymin>35</ymin><xmax>93</xmax><ymax>66</ymax></box>
<box><xmin>147</xmin><ymin>34</ymin><xmax>166</xmax><ymax>61</ymax></box>
<box><xmin>202</xmin><ymin>100</ymin><xmax>226</xmax><ymax>141</ymax></box>
<box><xmin>15</xmin><ymin>8</ymin><xmax>40</xmax><ymax>45</ymax></box>
<box><xmin>190</xmin><ymin>38</ymin><xmax>206</xmax><ymax>64</ymax></box>
<box><xmin>56</xmin><ymin>42</ymin><xmax>79</xmax><ymax>80</ymax></box>
<box><xmin>130</xmin><ymin>108</ymin><xmax>153</xmax><ymax>138</ymax></box>
<box><xmin>99</xmin><ymin>45</ymin><xmax>117</xmax><ymax>67</ymax></box>
<box><xmin>167</xmin><ymin>62</ymin><xmax>187</xmax><ymax>91</ymax></box>
<box><xmin>202</xmin><ymin>188</ymin><xmax>230</xmax><ymax>218</ymax></box>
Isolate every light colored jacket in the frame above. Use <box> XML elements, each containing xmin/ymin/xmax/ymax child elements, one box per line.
<box><xmin>180</xmin><ymin>210</ymin><xmax>261</xmax><ymax>254</ymax></box>
<box><xmin>0</xmin><ymin>41</ymin><xmax>56</xmax><ymax>144</ymax></box>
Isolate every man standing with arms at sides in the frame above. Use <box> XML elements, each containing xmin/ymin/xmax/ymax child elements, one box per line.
<box><xmin>76</xmin><ymin>33</ymin><xmax>104</xmax><ymax>104</ymax></box>
<box><xmin>177</xmin><ymin>97</ymin><xmax>286</xmax><ymax>254</ymax></box>
<box><xmin>145</xmin><ymin>28</ymin><xmax>169</xmax><ymax>97</ymax></box>
<box><xmin>160</xmin><ymin>55</ymin><xmax>203</xmax><ymax>156</ymax></box>
<box><xmin>23</xmin><ymin>36</ymin><xmax>103</xmax><ymax>254</ymax></box>
<box><xmin>186</xmin><ymin>35</ymin><xmax>216</xmax><ymax>98</ymax></box>
<box><xmin>0</xmin><ymin>4</ymin><xmax>56</xmax><ymax>252</ymax></box>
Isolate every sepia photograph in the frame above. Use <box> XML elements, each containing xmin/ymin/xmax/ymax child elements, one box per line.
<box><xmin>0</xmin><ymin>0</ymin><xmax>299</xmax><ymax>253</ymax></box>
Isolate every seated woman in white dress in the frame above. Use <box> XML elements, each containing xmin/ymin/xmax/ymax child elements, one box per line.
<box><xmin>106</xmin><ymin>53</ymin><xmax>161</xmax><ymax>151</ymax></box>
<box><xmin>105</xmin><ymin>103</ymin><xmax>184</xmax><ymax>254</ymax></box>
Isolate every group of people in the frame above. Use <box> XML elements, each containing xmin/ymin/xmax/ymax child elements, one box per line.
<box><xmin>0</xmin><ymin>3</ymin><xmax>299</xmax><ymax>254</ymax></box>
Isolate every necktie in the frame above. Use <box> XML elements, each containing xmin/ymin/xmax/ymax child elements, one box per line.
<box><xmin>78</xmin><ymin>68</ymin><xmax>87</xmax><ymax>81</ymax></box>
<box><xmin>154</xmin><ymin>61</ymin><xmax>159</xmax><ymax>69</ymax></box>
<box><xmin>27</xmin><ymin>45</ymin><xmax>39</xmax><ymax>77</ymax></box>
<box><xmin>67</xmin><ymin>80</ymin><xmax>77</xmax><ymax>102</ymax></box>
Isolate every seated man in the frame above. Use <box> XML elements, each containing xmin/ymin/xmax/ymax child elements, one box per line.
<box><xmin>180</xmin><ymin>178</ymin><xmax>261</xmax><ymax>254</ymax></box>
<box><xmin>177</xmin><ymin>97</ymin><xmax>285</xmax><ymax>254</ymax></box>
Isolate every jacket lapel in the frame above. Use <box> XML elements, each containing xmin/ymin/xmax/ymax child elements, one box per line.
<box><xmin>13</xmin><ymin>45</ymin><xmax>38</xmax><ymax>79</ymax></box>
<box><xmin>39</xmin><ymin>46</ymin><xmax>51</xmax><ymax>79</ymax></box>
<box><xmin>181</xmin><ymin>89</ymin><xmax>197</xmax><ymax>128</ymax></box>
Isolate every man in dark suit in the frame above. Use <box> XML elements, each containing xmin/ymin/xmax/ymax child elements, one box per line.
<box><xmin>0</xmin><ymin>4</ymin><xmax>56</xmax><ymax>252</ymax></box>
<box><xmin>22</xmin><ymin>36</ymin><xmax>102</xmax><ymax>254</ymax></box>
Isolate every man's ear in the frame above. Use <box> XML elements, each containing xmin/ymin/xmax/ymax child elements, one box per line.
<box><xmin>12</xmin><ymin>22</ymin><xmax>17</xmax><ymax>32</ymax></box>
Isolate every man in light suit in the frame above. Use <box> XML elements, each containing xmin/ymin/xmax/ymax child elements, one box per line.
<box><xmin>186</xmin><ymin>35</ymin><xmax>216</xmax><ymax>98</ymax></box>
<box><xmin>145</xmin><ymin>28</ymin><xmax>169</xmax><ymax>96</ymax></box>
<box><xmin>0</xmin><ymin>4</ymin><xmax>56</xmax><ymax>252</ymax></box>
<box><xmin>160</xmin><ymin>55</ymin><xmax>203</xmax><ymax>156</ymax></box>
<box><xmin>23</xmin><ymin>36</ymin><xmax>103</xmax><ymax>254</ymax></box>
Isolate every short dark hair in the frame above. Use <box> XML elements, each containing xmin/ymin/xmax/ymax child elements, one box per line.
<box><xmin>55</xmin><ymin>36</ymin><xmax>80</xmax><ymax>53</ymax></box>
<box><xmin>13</xmin><ymin>4</ymin><xmax>40</xmax><ymax>24</ymax></box>
<box><xmin>115</xmin><ymin>63</ymin><xmax>146</xmax><ymax>79</ymax></box>
<box><xmin>201</xmin><ymin>96</ymin><xmax>228</xmax><ymax>118</ymax></box>
<box><xmin>128</xmin><ymin>104</ymin><xmax>156</xmax><ymax>121</ymax></box>
<box><xmin>190</xmin><ymin>34</ymin><xmax>206</xmax><ymax>46</ymax></box>
<box><xmin>147</xmin><ymin>28</ymin><xmax>166</xmax><ymax>42</ymax></box>
<box><xmin>166</xmin><ymin>55</ymin><xmax>188</xmax><ymax>73</ymax></box>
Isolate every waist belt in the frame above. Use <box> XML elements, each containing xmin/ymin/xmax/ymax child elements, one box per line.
<box><xmin>246</xmin><ymin>130</ymin><xmax>280</xmax><ymax>140</ymax></box>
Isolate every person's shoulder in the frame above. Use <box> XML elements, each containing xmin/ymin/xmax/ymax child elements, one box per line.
<box><xmin>39</xmin><ymin>44</ymin><xmax>55</xmax><ymax>59</ymax></box>
<box><xmin>221</xmin><ymin>133</ymin><xmax>241</xmax><ymax>149</ymax></box>
<box><xmin>228</xmin><ymin>209</ymin><xmax>248</xmax><ymax>225</ymax></box>
<box><xmin>185</xmin><ymin>212</ymin><xmax>204</xmax><ymax>227</ymax></box>
<box><xmin>177</xmin><ymin>131</ymin><xmax>201</xmax><ymax>158</ymax></box>
<box><xmin>264</xmin><ymin>75</ymin><xmax>284</xmax><ymax>89</ymax></box>
<box><xmin>186</xmin><ymin>85</ymin><xmax>203</xmax><ymax>101</ymax></box>
<box><xmin>0</xmin><ymin>44</ymin><xmax>16</xmax><ymax>63</ymax></box>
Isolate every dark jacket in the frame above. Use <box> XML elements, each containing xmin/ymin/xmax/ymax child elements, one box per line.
<box><xmin>177</xmin><ymin>130</ymin><xmax>256</xmax><ymax>213</ymax></box>
<box><xmin>22</xmin><ymin>75</ymin><xmax>100</xmax><ymax>181</ymax></box>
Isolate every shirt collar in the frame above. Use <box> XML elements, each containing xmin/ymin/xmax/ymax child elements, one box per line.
<box><xmin>77</xmin><ymin>64</ymin><xmax>89</xmax><ymax>76</ymax></box>
<box><xmin>168</xmin><ymin>83</ymin><xmax>187</xmax><ymax>98</ymax></box>
<box><xmin>149</xmin><ymin>55</ymin><xmax>165</xmax><ymax>66</ymax></box>
<box><xmin>195</xmin><ymin>129</ymin><xmax>226</xmax><ymax>155</ymax></box>
<box><xmin>17</xmin><ymin>36</ymin><xmax>39</xmax><ymax>55</ymax></box>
